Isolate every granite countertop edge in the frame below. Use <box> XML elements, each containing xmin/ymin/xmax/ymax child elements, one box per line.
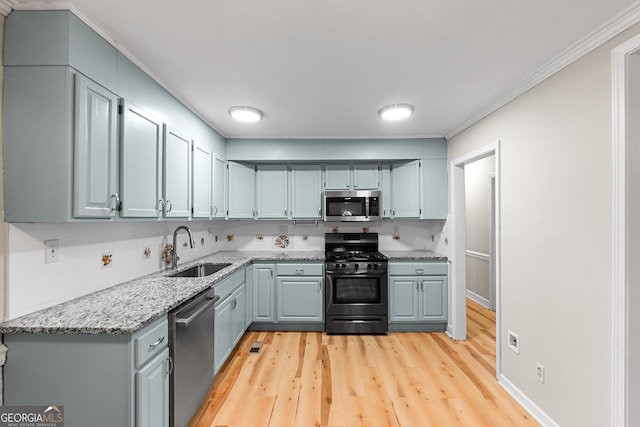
<box><xmin>381</xmin><ymin>250</ymin><xmax>448</xmax><ymax>261</ymax></box>
<box><xmin>0</xmin><ymin>250</ymin><xmax>324</xmax><ymax>336</ymax></box>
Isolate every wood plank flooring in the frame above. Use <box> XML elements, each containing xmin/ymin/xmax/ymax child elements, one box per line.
<box><xmin>191</xmin><ymin>300</ymin><xmax>539</xmax><ymax>427</ymax></box>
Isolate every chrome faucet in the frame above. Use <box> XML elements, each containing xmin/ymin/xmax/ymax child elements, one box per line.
<box><xmin>171</xmin><ymin>226</ymin><xmax>195</xmax><ymax>269</ymax></box>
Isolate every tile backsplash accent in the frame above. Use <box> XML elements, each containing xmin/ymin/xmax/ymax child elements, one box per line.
<box><xmin>5</xmin><ymin>218</ymin><xmax>445</xmax><ymax>320</ymax></box>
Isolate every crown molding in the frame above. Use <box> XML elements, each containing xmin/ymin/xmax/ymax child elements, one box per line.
<box><xmin>445</xmin><ymin>0</ymin><xmax>640</xmax><ymax>139</ymax></box>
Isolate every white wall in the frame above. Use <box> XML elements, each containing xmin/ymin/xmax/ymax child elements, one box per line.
<box><xmin>465</xmin><ymin>155</ymin><xmax>494</xmax><ymax>306</ymax></box>
<box><xmin>4</xmin><ymin>218</ymin><xmax>443</xmax><ymax>319</ymax></box>
<box><xmin>447</xmin><ymin>23</ymin><xmax>640</xmax><ymax>427</ymax></box>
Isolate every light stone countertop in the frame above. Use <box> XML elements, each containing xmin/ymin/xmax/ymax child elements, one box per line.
<box><xmin>381</xmin><ymin>250</ymin><xmax>448</xmax><ymax>261</ymax></box>
<box><xmin>0</xmin><ymin>250</ymin><xmax>324</xmax><ymax>336</ymax></box>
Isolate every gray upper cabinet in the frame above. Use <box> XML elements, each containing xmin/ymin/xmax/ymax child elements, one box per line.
<box><xmin>120</xmin><ymin>102</ymin><xmax>164</xmax><ymax>218</ymax></box>
<box><xmin>324</xmin><ymin>164</ymin><xmax>380</xmax><ymax>190</ymax></box>
<box><xmin>391</xmin><ymin>160</ymin><xmax>421</xmax><ymax>218</ymax></box>
<box><xmin>3</xmin><ymin>66</ymin><xmax>120</xmax><ymax>222</ymax></box>
<box><xmin>353</xmin><ymin>164</ymin><xmax>380</xmax><ymax>189</ymax></box>
<box><xmin>421</xmin><ymin>158</ymin><xmax>448</xmax><ymax>219</ymax></box>
<box><xmin>74</xmin><ymin>74</ymin><xmax>119</xmax><ymax>219</ymax></box>
<box><xmin>290</xmin><ymin>165</ymin><xmax>323</xmax><ymax>219</ymax></box>
<box><xmin>380</xmin><ymin>164</ymin><xmax>392</xmax><ymax>218</ymax></box>
<box><xmin>3</xmin><ymin>10</ymin><xmax>120</xmax><ymax>223</ymax></box>
<box><xmin>256</xmin><ymin>165</ymin><xmax>288</xmax><ymax>219</ymax></box>
<box><xmin>324</xmin><ymin>164</ymin><xmax>352</xmax><ymax>190</ymax></box>
<box><xmin>163</xmin><ymin>127</ymin><xmax>191</xmax><ymax>218</ymax></box>
<box><xmin>192</xmin><ymin>142</ymin><xmax>213</xmax><ymax>218</ymax></box>
<box><xmin>227</xmin><ymin>161</ymin><xmax>255</xmax><ymax>219</ymax></box>
<box><xmin>212</xmin><ymin>156</ymin><xmax>227</xmax><ymax>218</ymax></box>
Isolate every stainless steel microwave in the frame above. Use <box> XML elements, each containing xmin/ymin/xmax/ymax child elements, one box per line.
<box><xmin>323</xmin><ymin>190</ymin><xmax>381</xmax><ymax>222</ymax></box>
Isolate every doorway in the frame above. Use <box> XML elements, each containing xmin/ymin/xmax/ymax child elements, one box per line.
<box><xmin>612</xmin><ymin>33</ymin><xmax>640</xmax><ymax>427</ymax></box>
<box><xmin>449</xmin><ymin>142</ymin><xmax>501</xmax><ymax>379</ymax></box>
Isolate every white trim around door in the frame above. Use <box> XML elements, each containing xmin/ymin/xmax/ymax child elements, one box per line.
<box><xmin>449</xmin><ymin>141</ymin><xmax>501</xmax><ymax>379</ymax></box>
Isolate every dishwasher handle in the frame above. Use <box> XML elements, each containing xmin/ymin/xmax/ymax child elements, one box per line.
<box><xmin>175</xmin><ymin>295</ymin><xmax>218</xmax><ymax>327</ymax></box>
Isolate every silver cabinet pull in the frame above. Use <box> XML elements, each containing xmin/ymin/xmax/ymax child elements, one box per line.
<box><xmin>165</xmin><ymin>355</ymin><xmax>174</xmax><ymax>374</ymax></box>
<box><xmin>231</xmin><ymin>297</ymin><xmax>237</xmax><ymax>310</ymax></box>
<box><xmin>110</xmin><ymin>193</ymin><xmax>120</xmax><ymax>211</ymax></box>
<box><xmin>157</xmin><ymin>199</ymin><xmax>164</xmax><ymax>215</ymax></box>
<box><xmin>296</xmin><ymin>269</ymin><xmax>304</xmax><ymax>275</ymax></box>
<box><xmin>166</xmin><ymin>200</ymin><xmax>172</xmax><ymax>213</ymax></box>
<box><xmin>148</xmin><ymin>336</ymin><xmax>165</xmax><ymax>351</ymax></box>
<box><xmin>285</xmin><ymin>208</ymin><xmax>288</xmax><ymax>216</ymax></box>
<box><xmin>415</xmin><ymin>280</ymin><xmax>419</xmax><ymax>290</ymax></box>
<box><xmin>415</xmin><ymin>269</ymin><xmax>424</xmax><ymax>275</ymax></box>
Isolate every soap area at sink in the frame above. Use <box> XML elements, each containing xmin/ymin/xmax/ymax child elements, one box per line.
<box><xmin>3</xmin><ymin>218</ymin><xmax>445</xmax><ymax>321</ymax></box>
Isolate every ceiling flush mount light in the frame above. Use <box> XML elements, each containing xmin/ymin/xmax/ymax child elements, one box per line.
<box><xmin>228</xmin><ymin>106</ymin><xmax>263</xmax><ymax>122</ymax></box>
<box><xmin>378</xmin><ymin>103</ymin><xmax>414</xmax><ymax>121</ymax></box>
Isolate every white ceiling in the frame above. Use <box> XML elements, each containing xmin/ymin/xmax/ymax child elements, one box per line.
<box><xmin>11</xmin><ymin>0</ymin><xmax>640</xmax><ymax>139</ymax></box>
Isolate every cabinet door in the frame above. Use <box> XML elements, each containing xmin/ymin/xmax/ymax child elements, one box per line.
<box><xmin>192</xmin><ymin>142</ymin><xmax>212</xmax><ymax>218</ymax></box>
<box><xmin>212</xmin><ymin>156</ymin><xmax>226</xmax><ymax>218</ymax></box>
<box><xmin>231</xmin><ymin>284</ymin><xmax>246</xmax><ymax>346</ymax></box>
<box><xmin>256</xmin><ymin>164</ymin><xmax>288</xmax><ymax>218</ymax></box>
<box><xmin>291</xmin><ymin>165</ymin><xmax>322</xmax><ymax>218</ymax></box>
<box><xmin>253</xmin><ymin>265</ymin><xmax>275</xmax><ymax>322</ymax></box>
<box><xmin>421</xmin><ymin>158</ymin><xmax>448</xmax><ymax>219</ymax></box>
<box><xmin>214</xmin><ymin>297</ymin><xmax>233</xmax><ymax>373</ymax></box>
<box><xmin>353</xmin><ymin>164</ymin><xmax>380</xmax><ymax>189</ymax></box>
<box><xmin>163</xmin><ymin>127</ymin><xmax>191</xmax><ymax>218</ymax></box>
<box><xmin>120</xmin><ymin>102</ymin><xmax>163</xmax><ymax>218</ymax></box>
<box><xmin>391</xmin><ymin>160</ymin><xmax>421</xmax><ymax>218</ymax></box>
<box><xmin>245</xmin><ymin>266</ymin><xmax>254</xmax><ymax>327</ymax></box>
<box><xmin>389</xmin><ymin>276</ymin><xmax>419</xmax><ymax>322</ymax></box>
<box><xmin>324</xmin><ymin>164</ymin><xmax>351</xmax><ymax>190</ymax></box>
<box><xmin>73</xmin><ymin>74</ymin><xmax>118</xmax><ymax>218</ymax></box>
<box><xmin>419</xmin><ymin>277</ymin><xmax>448</xmax><ymax>322</ymax></box>
<box><xmin>380</xmin><ymin>164</ymin><xmax>391</xmax><ymax>218</ymax></box>
<box><xmin>277</xmin><ymin>276</ymin><xmax>323</xmax><ymax>322</ymax></box>
<box><xmin>227</xmin><ymin>161</ymin><xmax>255</xmax><ymax>218</ymax></box>
<box><xmin>136</xmin><ymin>347</ymin><xmax>170</xmax><ymax>427</ymax></box>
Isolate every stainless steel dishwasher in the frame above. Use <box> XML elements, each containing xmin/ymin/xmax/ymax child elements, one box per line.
<box><xmin>169</xmin><ymin>288</ymin><xmax>219</xmax><ymax>427</ymax></box>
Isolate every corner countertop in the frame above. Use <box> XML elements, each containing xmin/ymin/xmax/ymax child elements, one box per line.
<box><xmin>381</xmin><ymin>250</ymin><xmax>448</xmax><ymax>261</ymax></box>
<box><xmin>0</xmin><ymin>250</ymin><xmax>323</xmax><ymax>336</ymax></box>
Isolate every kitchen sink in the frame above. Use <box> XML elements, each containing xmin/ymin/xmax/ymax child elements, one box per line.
<box><xmin>168</xmin><ymin>263</ymin><xmax>231</xmax><ymax>278</ymax></box>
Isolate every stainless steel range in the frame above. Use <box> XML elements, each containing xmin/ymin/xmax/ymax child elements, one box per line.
<box><xmin>325</xmin><ymin>232</ymin><xmax>388</xmax><ymax>334</ymax></box>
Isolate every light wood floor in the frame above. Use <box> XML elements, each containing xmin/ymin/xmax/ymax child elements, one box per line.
<box><xmin>191</xmin><ymin>300</ymin><xmax>539</xmax><ymax>427</ymax></box>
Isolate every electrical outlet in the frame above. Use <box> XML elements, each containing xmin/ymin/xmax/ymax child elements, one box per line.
<box><xmin>536</xmin><ymin>362</ymin><xmax>545</xmax><ymax>383</ymax></box>
<box><xmin>393</xmin><ymin>225</ymin><xmax>400</xmax><ymax>235</ymax></box>
<box><xmin>44</xmin><ymin>239</ymin><xmax>60</xmax><ymax>264</ymax></box>
<box><xmin>508</xmin><ymin>329</ymin><xmax>520</xmax><ymax>354</ymax></box>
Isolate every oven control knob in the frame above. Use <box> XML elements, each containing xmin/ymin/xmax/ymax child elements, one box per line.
<box><xmin>372</xmin><ymin>263</ymin><xmax>379</xmax><ymax>269</ymax></box>
<box><xmin>354</xmin><ymin>263</ymin><xmax>359</xmax><ymax>271</ymax></box>
<box><xmin>367</xmin><ymin>263</ymin><xmax>372</xmax><ymax>270</ymax></box>
<box><xmin>340</xmin><ymin>263</ymin><xmax>347</xmax><ymax>269</ymax></box>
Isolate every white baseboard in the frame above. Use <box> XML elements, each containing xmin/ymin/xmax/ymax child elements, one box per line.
<box><xmin>466</xmin><ymin>290</ymin><xmax>491</xmax><ymax>309</ymax></box>
<box><xmin>499</xmin><ymin>374</ymin><xmax>560</xmax><ymax>427</ymax></box>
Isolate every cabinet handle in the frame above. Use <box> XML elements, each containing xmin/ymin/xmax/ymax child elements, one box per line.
<box><xmin>318</xmin><ymin>207</ymin><xmax>322</xmax><ymax>217</ymax></box>
<box><xmin>420</xmin><ymin>282</ymin><xmax>424</xmax><ymax>292</ymax></box>
<box><xmin>231</xmin><ymin>297</ymin><xmax>237</xmax><ymax>310</ymax></box>
<box><xmin>210</xmin><ymin>205</ymin><xmax>214</xmax><ymax>215</ymax></box>
<box><xmin>285</xmin><ymin>208</ymin><xmax>288</xmax><ymax>216</ymax></box>
<box><xmin>296</xmin><ymin>269</ymin><xmax>304</xmax><ymax>275</ymax></box>
<box><xmin>270</xmin><ymin>269</ymin><xmax>273</xmax><ymax>278</ymax></box>
<box><xmin>415</xmin><ymin>280</ymin><xmax>419</xmax><ymax>290</ymax></box>
<box><xmin>148</xmin><ymin>336</ymin><xmax>165</xmax><ymax>351</ymax></box>
<box><xmin>415</xmin><ymin>269</ymin><xmax>424</xmax><ymax>275</ymax></box>
<box><xmin>392</xmin><ymin>208</ymin><xmax>396</xmax><ymax>217</ymax></box>
<box><xmin>166</xmin><ymin>200</ymin><xmax>172</xmax><ymax>213</ymax></box>
<box><xmin>110</xmin><ymin>193</ymin><xmax>120</xmax><ymax>212</ymax></box>
<box><xmin>157</xmin><ymin>199</ymin><xmax>164</xmax><ymax>215</ymax></box>
<box><xmin>165</xmin><ymin>356</ymin><xmax>174</xmax><ymax>374</ymax></box>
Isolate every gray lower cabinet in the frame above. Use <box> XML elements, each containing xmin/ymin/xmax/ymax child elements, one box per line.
<box><xmin>389</xmin><ymin>261</ymin><xmax>448</xmax><ymax>332</ymax></box>
<box><xmin>213</xmin><ymin>269</ymin><xmax>246</xmax><ymax>374</ymax></box>
<box><xmin>252</xmin><ymin>264</ymin><xmax>276</xmax><ymax>322</ymax></box>
<box><xmin>3</xmin><ymin>316</ymin><xmax>170</xmax><ymax>427</ymax></box>
<box><xmin>251</xmin><ymin>262</ymin><xmax>324</xmax><ymax>330</ymax></box>
<box><xmin>276</xmin><ymin>265</ymin><xmax>323</xmax><ymax>323</ymax></box>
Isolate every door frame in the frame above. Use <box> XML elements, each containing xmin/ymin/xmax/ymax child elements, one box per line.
<box><xmin>611</xmin><ymin>32</ymin><xmax>640</xmax><ymax>427</ymax></box>
<box><xmin>449</xmin><ymin>141</ymin><xmax>501</xmax><ymax>378</ymax></box>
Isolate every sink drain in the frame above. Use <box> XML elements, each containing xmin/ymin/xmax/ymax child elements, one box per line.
<box><xmin>248</xmin><ymin>341</ymin><xmax>263</xmax><ymax>354</ymax></box>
